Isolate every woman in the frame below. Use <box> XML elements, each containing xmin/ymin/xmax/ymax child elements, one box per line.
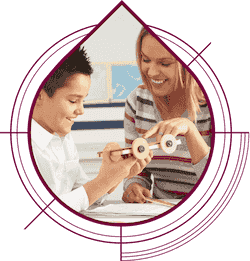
<box><xmin>122</xmin><ymin>28</ymin><xmax>211</xmax><ymax>203</ymax></box>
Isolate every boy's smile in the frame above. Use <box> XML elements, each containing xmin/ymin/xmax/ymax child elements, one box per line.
<box><xmin>33</xmin><ymin>73</ymin><xmax>91</xmax><ymax>137</ymax></box>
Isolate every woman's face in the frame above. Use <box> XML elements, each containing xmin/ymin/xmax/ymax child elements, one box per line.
<box><xmin>141</xmin><ymin>35</ymin><xmax>179</xmax><ymax>97</ymax></box>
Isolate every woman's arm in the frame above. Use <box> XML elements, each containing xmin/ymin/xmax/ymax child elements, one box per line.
<box><xmin>185</xmin><ymin>124</ymin><xmax>210</xmax><ymax>164</ymax></box>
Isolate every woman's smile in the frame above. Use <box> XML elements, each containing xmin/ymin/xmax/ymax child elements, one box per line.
<box><xmin>151</xmin><ymin>78</ymin><xmax>168</xmax><ymax>84</ymax></box>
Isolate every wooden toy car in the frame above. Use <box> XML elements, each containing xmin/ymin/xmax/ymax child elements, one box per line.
<box><xmin>97</xmin><ymin>134</ymin><xmax>181</xmax><ymax>160</ymax></box>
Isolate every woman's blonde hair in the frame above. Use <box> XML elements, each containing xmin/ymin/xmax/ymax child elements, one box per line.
<box><xmin>136</xmin><ymin>28</ymin><xmax>206</xmax><ymax>122</ymax></box>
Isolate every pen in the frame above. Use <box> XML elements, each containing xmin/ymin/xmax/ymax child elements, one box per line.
<box><xmin>145</xmin><ymin>197</ymin><xmax>176</xmax><ymax>208</ymax></box>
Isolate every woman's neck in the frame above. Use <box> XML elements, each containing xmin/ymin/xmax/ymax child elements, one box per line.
<box><xmin>164</xmin><ymin>88</ymin><xmax>186</xmax><ymax>108</ymax></box>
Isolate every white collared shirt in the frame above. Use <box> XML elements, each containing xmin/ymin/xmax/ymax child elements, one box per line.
<box><xmin>31</xmin><ymin>119</ymin><xmax>104</xmax><ymax>212</ymax></box>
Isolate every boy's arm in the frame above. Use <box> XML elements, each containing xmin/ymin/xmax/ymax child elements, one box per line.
<box><xmin>83</xmin><ymin>143</ymin><xmax>152</xmax><ymax>207</ymax></box>
<box><xmin>82</xmin><ymin>143</ymin><xmax>137</xmax><ymax>207</ymax></box>
<box><xmin>58</xmin><ymin>186</ymin><xmax>89</xmax><ymax>212</ymax></box>
<box><xmin>59</xmin><ymin>143</ymin><xmax>150</xmax><ymax>211</ymax></box>
<box><xmin>73</xmin><ymin>161</ymin><xmax>109</xmax><ymax>206</ymax></box>
<box><xmin>32</xmin><ymin>147</ymin><xmax>90</xmax><ymax>212</ymax></box>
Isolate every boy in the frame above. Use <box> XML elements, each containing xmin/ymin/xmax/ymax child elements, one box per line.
<box><xmin>31</xmin><ymin>47</ymin><xmax>153</xmax><ymax>212</ymax></box>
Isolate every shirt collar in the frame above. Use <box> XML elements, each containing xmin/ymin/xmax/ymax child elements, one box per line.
<box><xmin>31</xmin><ymin>119</ymin><xmax>72</xmax><ymax>150</ymax></box>
<box><xmin>31</xmin><ymin>119</ymin><xmax>55</xmax><ymax>150</ymax></box>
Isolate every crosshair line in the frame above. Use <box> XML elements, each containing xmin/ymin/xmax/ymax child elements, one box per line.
<box><xmin>0</xmin><ymin>132</ymin><xmax>28</xmax><ymax>134</ymax></box>
<box><xmin>215</xmin><ymin>132</ymin><xmax>249</xmax><ymax>134</ymax></box>
<box><xmin>24</xmin><ymin>199</ymin><xmax>55</xmax><ymax>230</ymax></box>
<box><xmin>120</xmin><ymin>226</ymin><xmax>122</xmax><ymax>261</ymax></box>
<box><xmin>187</xmin><ymin>42</ymin><xmax>211</xmax><ymax>66</ymax></box>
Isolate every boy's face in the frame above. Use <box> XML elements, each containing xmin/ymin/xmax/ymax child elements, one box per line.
<box><xmin>36</xmin><ymin>73</ymin><xmax>91</xmax><ymax>136</ymax></box>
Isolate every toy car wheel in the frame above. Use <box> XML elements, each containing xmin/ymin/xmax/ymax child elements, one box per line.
<box><xmin>131</xmin><ymin>138</ymin><xmax>150</xmax><ymax>159</ymax></box>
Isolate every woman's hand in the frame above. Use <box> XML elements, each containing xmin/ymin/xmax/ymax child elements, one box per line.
<box><xmin>142</xmin><ymin>118</ymin><xmax>196</xmax><ymax>142</ymax></box>
<box><xmin>142</xmin><ymin>118</ymin><xmax>210</xmax><ymax>165</ymax></box>
<box><xmin>122</xmin><ymin>183</ymin><xmax>151</xmax><ymax>203</ymax></box>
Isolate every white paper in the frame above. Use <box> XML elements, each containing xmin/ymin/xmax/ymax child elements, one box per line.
<box><xmin>83</xmin><ymin>199</ymin><xmax>181</xmax><ymax>216</ymax></box>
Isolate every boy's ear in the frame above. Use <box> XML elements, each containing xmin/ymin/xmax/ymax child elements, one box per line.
<box><xmin>35</xmin><ymin>89</ymin><xmax>47</xmax><ymax>106</ymax></box>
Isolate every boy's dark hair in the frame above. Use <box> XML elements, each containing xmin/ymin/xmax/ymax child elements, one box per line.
<box><xmin>42</xmin><ymin>47</ymin><xmax>93</xmax><ymax>97</ymax></box>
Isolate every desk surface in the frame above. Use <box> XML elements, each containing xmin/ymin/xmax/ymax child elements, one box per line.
<box><xmin>80</xmin><ymin>199</ymin><xmax>182</xmax><ymax>223</ymax></box>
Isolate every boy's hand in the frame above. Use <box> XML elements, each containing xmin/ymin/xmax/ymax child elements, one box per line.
<box><xmin>107</xmin><ymin>182</ymin><xmax>120</xmax><ymax>194</ymax></box>
<box><xmin>107</xmin><ymin>148</ymin><xmax>153</xmax><ymax>194</ymax></box>
<box><xmin>98</xmin><ymin>143</ymin><xmax>138</xmax><ymax>187</ymax></box>
<box><xmin>99</xmin><ymin>143</ymin><xmax>153</xmax><ymax>193</ymax></box>
<box><xmin>127</xmin><ymin>150</ymin><xmax>153</xmax><ymax>179</ymax></box>
<box><xmin>108</xmin><ymin>145</ymin><xmax>153</xmax><ymax>179</ymax></box>
<box><xmin>122</xmin><ymin>183</ymin><xmax>151</xmax><ymax>203</ymax></box>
